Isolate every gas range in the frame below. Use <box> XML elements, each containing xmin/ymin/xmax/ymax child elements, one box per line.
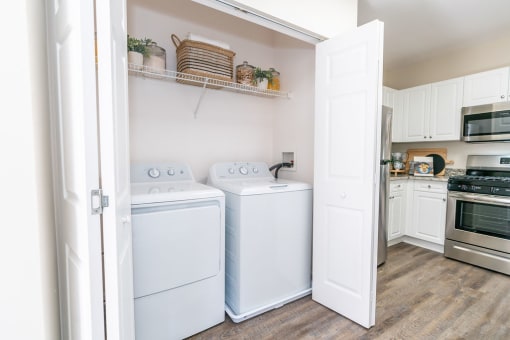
<box><xmin>448</xmin><ymin>155</ymin><xmax>510</xmax><ymax>197</ymax></box>
<box><xmin>445</xmin><ymin>155</ymin><xmax>510</xmax><ymax>276</ymax></box>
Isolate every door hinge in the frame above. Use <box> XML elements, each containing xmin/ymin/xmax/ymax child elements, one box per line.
<box><xmin>91</xmin><ymin>189</ymin><xmax>109</xmax><ymax>215</ymax></box>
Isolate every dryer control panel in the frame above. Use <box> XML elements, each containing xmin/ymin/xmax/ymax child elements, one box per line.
<box><xmin>131</xmin><ymin>162</ymin><xmax>194</xmax><ymax>183</ymax></box>
<box><xmin>209</xmin><ymin>162</ymin><xmax>272</xmax><ymax>180</ymax></box>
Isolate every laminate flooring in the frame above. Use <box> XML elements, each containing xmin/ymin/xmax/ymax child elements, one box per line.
<box><xmin>190</xmin><ymin>242</ymin><xmax>510</xmax><ymax>339</ymax></box>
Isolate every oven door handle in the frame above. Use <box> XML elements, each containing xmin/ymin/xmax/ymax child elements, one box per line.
<box><xmin>448</xmin><ymin>191</ymin><xmax>510</xmax><ymax>205</ymax></box>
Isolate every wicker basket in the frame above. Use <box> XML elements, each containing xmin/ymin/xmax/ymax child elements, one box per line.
<box><xmin>171</xmin><ymin>34</ymin><xmax>235</xmax><ymax>88</ymax></box>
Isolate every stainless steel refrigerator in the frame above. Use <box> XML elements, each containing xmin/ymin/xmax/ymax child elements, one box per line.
<box><xmin>378</xmin><ymin>106</ymin><xmax>392</xmax><ymax>266</ymax></box>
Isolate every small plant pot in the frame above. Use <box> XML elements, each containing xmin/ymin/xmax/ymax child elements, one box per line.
<box><xmin>128</xmin><ymin>51</ymin><xmax>143</xmax><ymax>70</ymax></box>
<box><xmin>257</xmin><ymin>78</ymin><xmax>268</xmax><ymax>90</ymax></box>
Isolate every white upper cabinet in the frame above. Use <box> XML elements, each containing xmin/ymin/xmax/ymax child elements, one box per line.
<box><xmin>402</xmin><ymin>84</ymin><xmax>431</xmax><ymax>142</ymax></box>
<box><xmin>429</xmin><ymin>77</ymin><xmax>463</xmax><ymax>141</ymax></box>
<box><xmin>463</xmin><ymin>67</ymin><xmax>510</xmax><ymax>107</ymax></box>
<box><xmin>382</xmin><ymin>86</ymin><xmax>396</xmax><ymax>108</ymax></box>
<box><xmin>383</xmin><ymin>86</ymin><xmax>402</xmax><ymax>142</ymax></box>
<box><xmin>392</xmin><ymin>89</ymin><xmax>405</xmax><ymax>143</ymax></box>
<box><xmin>397</xmin><ymin>78</ymin><xmax>463</xmax><ymax>143</ymax></box>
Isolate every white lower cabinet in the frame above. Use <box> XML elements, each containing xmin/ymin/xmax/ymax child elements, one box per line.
<box><xmin>388</xmin><ymin>179</ymin><xmax>447</xmax><ymax>251</ymax></box>
<box><xmin>387</xmin><ymin>180</ymin><xmax>406</xmax><ymax>241</ymax></box>
<box><xmin>408</xmin><ymin>180</ymin><xmax>447</xmax><ymax>245</ymax></box>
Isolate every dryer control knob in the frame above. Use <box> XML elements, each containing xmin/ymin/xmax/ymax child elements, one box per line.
<box><xmin>148</xmin><ymin>168</ymin><xmax>160</xmax><ymax>178</ymax></box>
<box><xmin>167</xmin><ymin>168</ymin><xmax>175</xmax><ymax>176</ymax></box>
<box><xmin>239</xmin><ymin>166</ymin><xmax>248</xmax><ymax>175</ymax></box>
<box><xmin>228</xmin><ymin>167</ymin><xmax>235</xmax><ymax>174</ymax></box>
<box><xmin>252</xmin><ymin>167</ymin><xmax>259</xmax><ymax>174</ymax></box>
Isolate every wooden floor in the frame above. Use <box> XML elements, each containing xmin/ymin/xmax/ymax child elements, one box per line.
<box><xmin>190</xmin><ymin>243</ymin><xmax>510</xmax><ymax>339</ymax></box>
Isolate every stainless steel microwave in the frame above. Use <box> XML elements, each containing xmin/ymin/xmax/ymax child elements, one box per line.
<box><xmin>461</xmin><ymin>102</ymin><xmax>510</xmax><ymax>142</ymax></box>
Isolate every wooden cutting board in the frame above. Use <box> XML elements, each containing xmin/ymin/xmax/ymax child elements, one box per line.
<box><xmin>406</xmin><ymin>148</ymin><xmax>450</xmax><ymax>176</ymax></box>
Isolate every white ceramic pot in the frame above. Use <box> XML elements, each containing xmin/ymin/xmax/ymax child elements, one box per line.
<box><xmin>128</xmin><ymin>51</ymin><xmax>143</xmax><ymax>70</ymax></box>
<box><xmin>257</xmin><ymin>78</ymin><xmax>268</xmax><ymax>90</ymax></box>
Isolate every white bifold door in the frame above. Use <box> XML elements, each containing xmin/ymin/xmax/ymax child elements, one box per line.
<box><xmin>45</xmin><ymin>0</ymin><xmax>135</xmax><ymax>338</ymax></box>
<box><xmin>312</xmin><ymin>20</ymin><xmax>384</xmax><ymax>328</ymax></box>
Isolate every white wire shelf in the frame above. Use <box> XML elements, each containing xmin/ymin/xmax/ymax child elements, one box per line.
<box><xmin>128</xmin><ymin>63</ymin><xmax>291</xmax><ymax>99</ymax></box>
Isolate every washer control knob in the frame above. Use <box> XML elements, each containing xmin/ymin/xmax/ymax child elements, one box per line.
<box><xmin>148</xmin><ymin>168</ymin><xmax>160</xmax><ymax>178</ymax></box>
<box><xmin>228</xmin><ymin>167</ymin><xmax>235</xmax><ymax>175</ymax></box>
<box><xmin>167</xmin><ymin>168</ymin><xmax>175</xmax><ymax>176</ymax></box>
<box><xmin>252</xmin><ymin>167</ymin><xmax>259</xmax><ymax>174</ymax></box>
<box><xmin>239</xmin><ymin>166</ymin><xmax>248</xmax><ymax>175</ymax></box>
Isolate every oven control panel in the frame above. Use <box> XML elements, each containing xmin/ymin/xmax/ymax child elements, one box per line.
<box><xmin>448</xmin><ymin>176</ymin><xmax>510</xmax><ymax>197</ymax></box>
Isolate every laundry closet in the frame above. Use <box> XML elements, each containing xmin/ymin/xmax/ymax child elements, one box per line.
<box><xmin>127</xmin><ymin>0</ymin><xmax>316</xmax><ymax>183</ymax></box>
<box><xmin>46</xmin><ymin>0</ymin><xmax>385</xmax><ymax>337</ymax></box>
<box><xmin>125</xmin><ymin>0</ymin><xmax>384</xmax><ymax>331</ymax></box>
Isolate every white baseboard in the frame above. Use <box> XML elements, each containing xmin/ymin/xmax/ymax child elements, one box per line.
<box><xmin>388</xmin><ymin>236</ymin><xmax>444</xmax><ymax>254</ymax></box>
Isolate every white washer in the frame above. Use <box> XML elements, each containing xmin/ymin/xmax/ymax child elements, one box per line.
<box><xmin>130</xmin><ymin>162</ymin><xmax>225</xmax><ymax>340</ymax></box>
<box><xmin>207</xmin><ymin>161</ymin><xmax>313</xmax><ymax>323</ymax></box>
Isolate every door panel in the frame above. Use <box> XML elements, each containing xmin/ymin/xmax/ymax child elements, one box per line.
<box><xmin>95</xmin><ymin>0</ymin><xmax>135</xmax><ymax>338</ymax></box>
<box><xmin>46</xmin><ymin>0</ymin><xmax>104</xmax><ymax>338</ymax></box>
<box><xmin>313</xmin><ymin>20</ymin><xmax>383</xmax><ymax>328</ymax></box>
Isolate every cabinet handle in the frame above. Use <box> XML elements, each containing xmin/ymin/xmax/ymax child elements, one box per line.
<box><xmin>423</xmin><ymin>136</ymin><xmax>427</xmax><ymax>139</ymax></box>
<box><xmin>443</xmin><ymin>198</ymin><xmax>446</xmax><ymax>202</ymax></box>
<box><xmin>429</xmin><ymin>136</ymin><xmax>432</xmax><ymax>139</ymax></box>
<box><xmin>501</xmin><ymin>95</ymin><xmax>506</xmax><ymax>99</ymax></box>
<box><xmin>428</xmin><ymin>184</ymin><xmax>431</xmax><ymax>189</ymax></box>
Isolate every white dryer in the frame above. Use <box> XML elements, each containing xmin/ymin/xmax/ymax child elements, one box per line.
<box><xmin>207</xmin><ymin>162</ymin><xmax>312</xmax><ymax>323</ymax></box>
<box><xmin>130</xmin><ymin>162</ymin><xmax>225</xmax><ymax>340</ymax></box>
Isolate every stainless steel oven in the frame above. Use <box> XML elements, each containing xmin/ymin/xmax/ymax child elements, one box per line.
<box><xmin>444</xmin><ymin>155</ymin><xmax>510</xmax><ymax>275</ymax></box>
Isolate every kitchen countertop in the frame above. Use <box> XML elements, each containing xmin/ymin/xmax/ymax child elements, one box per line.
<box><xmin>389</xmin><ymin>168</ymin><xmax>465</xmax><ymax>182</ymax></box>
<box><xmin>390</xmin><ymin>175</ymin><xmax>449</xmax><ymax>182</ymax></box>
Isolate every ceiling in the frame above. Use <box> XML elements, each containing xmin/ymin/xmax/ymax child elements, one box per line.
<box><xmin>358</xmin><ymin>0</ymin><xmax>510</xmax><ymax>70</ymax></box>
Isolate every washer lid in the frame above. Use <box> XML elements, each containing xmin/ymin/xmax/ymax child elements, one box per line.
<box><xmin>131</xmin><ymin>181</ymin><xmax>224</xmax><ymax>205</ymax></box>
<box><xmin>211</xmin><ymin>178</ymin><xmax>312</xmax><ymax>195</ymax></box>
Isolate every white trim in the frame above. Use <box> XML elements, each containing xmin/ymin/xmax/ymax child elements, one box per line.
<box><xmin>191</xmin><ymin>0</ymin><xmax>326</xmax><ymax>44</ymax></box>
<box><xmin>389</xmin><ymin>236</ymin><xmax>444</xmax><ymax>254</ymax></box>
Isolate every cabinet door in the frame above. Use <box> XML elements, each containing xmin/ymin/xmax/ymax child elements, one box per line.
<box><xmin>391</xmin><ymin>90</ymin><xmax>404</xmax><ymax>142</ymax></box>
<box><xmin>383</xmin><ymin>86</ymin><xmax>396</xmax><ymax>108</ymax></box>
<box><xmin>388</xmin><ymin>189</ymin><xmax>405</xmax><ymax>241</ymax></box>
<box><xmin>402</xmin><ymin>84</ymin><xmax>431</xmax><ymax>142</ymax></box>
<box><xmin>429</xmin><ymin>77</ymin><xmax>463</xmax><ymax>141</ymax></box>
<box><xmin>463</xmin><ymin>67</ymin><xmax>510</xmax><ymax>107</ymax></box>
<box><xmin>411</xmin><ymin>190</ymin><xmax>447</xmax><ymax>245</ymax></box>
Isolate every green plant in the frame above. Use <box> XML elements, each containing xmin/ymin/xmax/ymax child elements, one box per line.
<box><xmin>254</xmin><ymin>67</ymin><xmax>273</xmax><ymax>82</ymax></box>
<box><xmin>127</xmin><ymin>35</ymin><xmax>150</xmax><ymax>56</ymax></box>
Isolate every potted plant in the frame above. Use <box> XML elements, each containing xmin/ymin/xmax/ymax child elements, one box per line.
<box><xmin>127</xmin><ymin>35</ymin><xmax>149</xmax><ymax>69</ymax></box>
<box><xmin>254</xmin><ymin>67</ymin><xmax>273</xmax><ymax>89</ymax></box>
